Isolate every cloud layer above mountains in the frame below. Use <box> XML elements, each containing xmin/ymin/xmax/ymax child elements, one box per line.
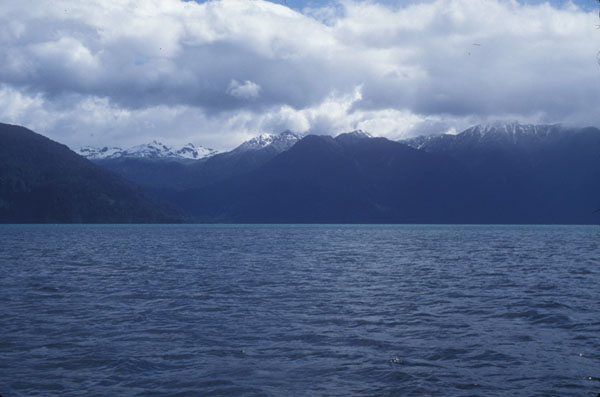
<box><xmin>0</xmin><ymin>0</ymin><xmax>598</xmax><ymax>149</ymax></box>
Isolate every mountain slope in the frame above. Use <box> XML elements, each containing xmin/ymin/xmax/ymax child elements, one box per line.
<box><xmin>0</xmin><ymin>123</ymin><xmax>177</xmax><ymax>223</ymax></box>
<box><xmin>230</xmin><ymin>130</ymin><xmax>300</xmax><ymax>154</ymax></box>
<box><xmin>171</xmin><ymin>134</ymin><xmax>477</xmax><ymax>223</ymax></box>
<box><xmin>90</xmin><ymin>130</ymin><xmax>302</xmax><ymax>190</ymax></box>
<box><xmin>164</xmin><ymin>125</ymin><xmax>600</xmax><ymax>224</ymax></box>
<box><xmin>404</xmin><ymin>123</ymin><xmax>600</xmax><ymax>223</ymax></box>
<box><xmin>38</xmin><ymin>121</ymin><xmax>600</xmax><ymax>224</ymax></box>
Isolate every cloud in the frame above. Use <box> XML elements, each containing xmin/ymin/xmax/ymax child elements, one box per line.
<box><xmin>0</xmin><ymin>0</ymin><xmax>598</xmax><ymax>149</ymax></box>
<box><xmin>227</xmin><ymin>79</ymin><xmax>261</xmax><ymax>100</ymax></box>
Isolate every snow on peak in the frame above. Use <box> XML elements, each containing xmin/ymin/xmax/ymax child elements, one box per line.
<box><xmin>75</xmin><ymin>146</ymin><xmax>123</xmax><ymax>159</ymax></box>
<box><xmin>76</xmin><ymin>141</ymin><xmax>218</xmax><ymax>161</ymax></box>
<box><xmin>402</xmin><ymin>122</ymin><xmax>567</xmax><ymax>150</ymax></box>
<box><xmin>124</xmin><ymin>140</ymin><xmax>176</xmax><ymax>159</ymax></box>
<box><xmin>463</xmin><ymin>122</ymin><xmax>563</xmax><ymax>142</ymax></box>
<box><xmin>175</xmin><ymin>143</ymin><xmax>219</xmax><ymax>160</ymax></box>
<box><xmin>336</xmin><ymin>129</ymin><xmax>373</xmax><ymax>139</ymax></box>
<box><xmin>233</xmin><ymin>130</ymin><xmax>302</xmax><ymax>153</ymax></box>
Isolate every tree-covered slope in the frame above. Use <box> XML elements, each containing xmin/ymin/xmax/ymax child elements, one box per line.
<box><xmin>0</xmin><ymin>123</ymin><xmax>177</xmax><ymax>223</ymax></box>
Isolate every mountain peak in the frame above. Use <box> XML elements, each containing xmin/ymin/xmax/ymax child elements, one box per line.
<box><xmin>402</xmin><ymin>122</ymin><xmax>568</xmax><ymax>150</ymax></box>
<box><xmin>336</xmin><ymin>129</ymin><xmax>372</xmax><ymax>139</ymax></box>
<box><xmin>335</xmin><ymin>129</ymin><xmax>373</xmax><ymax>144</ymax></box>
<box><xmin>126</xmin><ymin>141</ymin><xmax>175</xmax><ymax>158</ymax></box>
<box><xmin>463</xmin><ymin>122</ymin><xmax>563</xmax><ymax>139</ymax></box>
<box><xmin>232</xmin><ymin>130</ymin><xmax>302</xmax><ymax>153</ymax></box>
<box><xmin>77</xmin><ymin>145</ymin><xmax>122</xmax><ymax>159</ymax></box>
<box><xmin>75</xmin><ymin>141</ymin><xmax>218</xmax><ymax>161</ymax></box>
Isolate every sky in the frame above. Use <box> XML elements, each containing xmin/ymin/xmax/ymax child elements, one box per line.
<box><xmin>0</xmin><ymin>0</ymin><xmax>599</xmax><ymax>150</ymax></box>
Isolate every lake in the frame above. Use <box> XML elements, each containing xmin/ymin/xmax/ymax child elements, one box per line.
<box><xmin>1</xmin><ymin>224</ymin><xmax>599</xmax><ymax>396</ymax></box>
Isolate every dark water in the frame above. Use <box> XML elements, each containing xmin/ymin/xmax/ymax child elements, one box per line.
<box><xmin>1</xmin><ymin>224</ymin><xmax>599</xmax><ymax>396</ymax></box>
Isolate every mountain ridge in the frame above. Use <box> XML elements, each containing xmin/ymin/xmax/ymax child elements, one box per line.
<box><xmin>0</xmin><ymin>123</ymin><xmax>179</xmax><ymax>223</ymax></box>
<box><xmin>2</xmin><ymin>122</ymin><xmax>599</xmax><ymax>224</ymax></box>
<box><xmin>169</xmin><ymin>134</ymin><xmax>481</xmax><ymax>223</ymax></box>
<box><xmin>76</xmin><ymin>140</ymin><xmax>219</xmax><ymax>161</ymax></box>
<box><xmin>84</xmin><ymin>130</ymin><xmax>304</xmax><ymax>190</ymax></box>
<box><xmin>231</xmin><ymin>130</ymin><xmax>302</xmax><ymax>154</ymax></box>
<box><xmin>403</xmin><ymin>122</ymin><xmax>569</xmax><ymax>150</ymax></box>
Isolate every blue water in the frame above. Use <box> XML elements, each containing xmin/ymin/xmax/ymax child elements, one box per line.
<box><xmin>1</xmin><ymin>224</ymin><xmax>599</xmax><ymax>396</ymax></box>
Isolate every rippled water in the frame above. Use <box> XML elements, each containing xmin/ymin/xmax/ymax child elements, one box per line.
<box><xmin>1</xmin><ymin>224</ymin><xmax>599</xmax><ymax>396</ymax></box>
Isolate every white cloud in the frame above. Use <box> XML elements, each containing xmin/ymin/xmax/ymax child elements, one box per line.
<box><xmin>227</xmin><ymin>79</ymin><xmax>261</xmax><ymax>99</ymax></box>
<box><xmin>0</xmin><ymin>0</ymin><xmax>599</xmax><ymax>149</ymax></box>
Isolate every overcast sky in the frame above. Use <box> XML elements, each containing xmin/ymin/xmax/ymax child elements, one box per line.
<box><xmin>0</xmin><ymin>0</ymin><xmax>599</xmax><ymax>150</ymax></box>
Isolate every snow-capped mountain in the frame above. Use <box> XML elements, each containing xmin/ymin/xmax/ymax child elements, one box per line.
<box><xmin>457</xmin><ymin>122</ymin><xmax>564</xmax><ymax>143</ymax></box>
<box><xmin>232</xmin><ymin>130</ymin><xmax>301</xmax><ymax>154</ymax></box>
<box><xmin>173</xmin><ymin>143</ymin><xmax>218</xmax><ymax>160</ymax></box>
<box><xmin>76</xmin><ymin>146</ymin><xmax>123</xmax><ymax>160</ymax></box>
<box><xmin>403</xmin><ymin>122</ymin><xmax>566</xmax><ymax>150</ymax></box>
<box><xmin>335</xmin><ymin>129</ymin><xmax>373</xmax><ymax>143</ymax></box>
<box><xmin>76</xmin><ymin>141</ymin><xmax>218</xmax><ymax>161</ymax></box>
<box><xmin>337</xmin><ymin>129</ymin><xmax>372</xmax><ymax>139</ymax></box>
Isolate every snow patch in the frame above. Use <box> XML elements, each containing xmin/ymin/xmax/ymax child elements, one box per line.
<box><xmin>76</xmin><ymin>141</ymin><xmax>219</xmax><ymax>161</ymax></box>
<box><xmin>232</xmin><ymin>130</ymin><xmax>301</xmax><ymax>153</ymax></box>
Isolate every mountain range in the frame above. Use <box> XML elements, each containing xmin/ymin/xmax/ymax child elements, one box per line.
<box><xmin>2</xmin><ymin>122</ymin><xmax>599</xmax><ymax>224</ymax></box>
<box><xmin>168</xmin><ymin>132</ymin><xmax>475</xmax><ymax>223</ymax></box>
<box><xmin>79</xmin><ymin>131</ymin><xmax>302</xmax><ymax>190</ymax></box>
<box><xmin>76</xmin><ymin>140</ymin><xmax>218</xmax><ymax>161</ymax></box>
<box><xmin>162</xmin><ymin>124</ymin><xmax>598</xmax><ymax>223</ymax></box>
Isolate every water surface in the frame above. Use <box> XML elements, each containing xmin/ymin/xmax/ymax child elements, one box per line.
<box><xmin>1</xmin><ymin>224</ymin><xmax>599</xmax><ymax>396</ymax></box>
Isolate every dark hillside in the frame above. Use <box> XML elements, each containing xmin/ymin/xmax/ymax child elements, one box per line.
<box><xmin>0</xmin><ymin>123</ymin><xmax>177</xmax><ymax>223</ymax></box>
